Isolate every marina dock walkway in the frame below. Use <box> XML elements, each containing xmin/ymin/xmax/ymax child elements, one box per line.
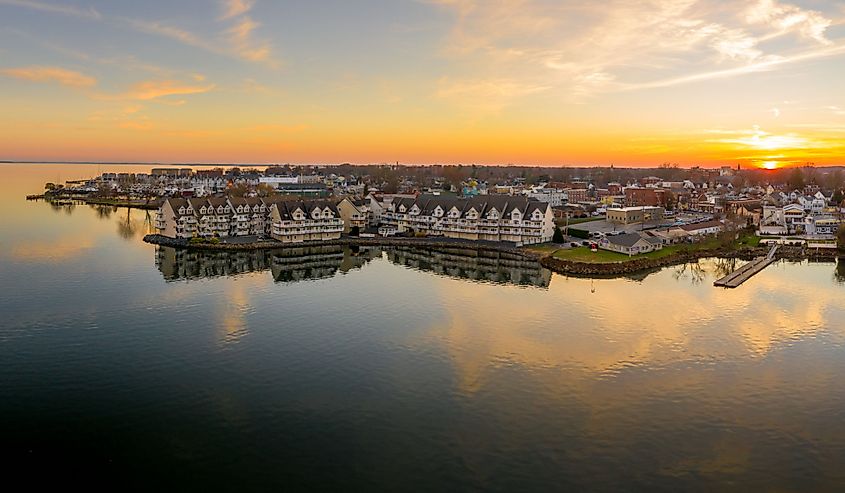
<box><xmin>714</xmin><ymin>245</ymin><xmax>778</xmax><ymax>288</ymax></box>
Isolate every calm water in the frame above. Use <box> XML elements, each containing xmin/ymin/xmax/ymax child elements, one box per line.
<box><xmin>2</xmin><ymin>164</ymin><xmax>845</xmax><ymax>491</ymax></box>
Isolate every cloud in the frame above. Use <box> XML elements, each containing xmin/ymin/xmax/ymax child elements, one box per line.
<box><xmin>0</xmin><ymin>65</ymin><xmax>96</xmax><ymax>87</ymax></box>
<box><xmin>219</xmin><ymin>0</ymin><xmax>254</xmax><ymax>20</ymax></box>
<box><xmin>428</xmin><ymin>0</ymin><xmax>843</xmax><ymax>105</ymax></box>
<box><xmin>746</xmin><ymin>0</ymin><xmax>832</xmax><ymax>44</ymax></box>
<box><xmin>6</xmin><ymin>1</ymin><xmax>277</xmax><ymax>66</ymax></box>
<box><xmin>120</xmin><ymin>80</ymin><xmax>216</xmax><ymax>100</ymax></box>
<box><xmin>0</xmin><ymin>0</ymin><xmax>100</xmax><ymax>19</ymax></box>
<box><xmin>225</xmin><ymin>16</ymin><xmax>272</xmax><ymax>62</ymax></box>
<box><xmin>436</xmin><ymin>76</ymin><xmax>551</xmax><ymax>112</ymax></box>
<box><xmin>123</xmin><ymin>18</ymin><xmax>213</xmax><ymax>52</ymax></box>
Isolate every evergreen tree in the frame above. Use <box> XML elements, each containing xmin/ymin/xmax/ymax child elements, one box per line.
<box><xmin>553</xmin><ymin>226</ymin><xmax>564</xmax><ymax>243</ymax></box>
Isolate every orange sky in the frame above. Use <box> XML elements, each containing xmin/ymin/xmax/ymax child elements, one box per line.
<box><xmin>1</xmin><ymin>0</ymin><xmax>844</xmax><ymax>168</ymax></box>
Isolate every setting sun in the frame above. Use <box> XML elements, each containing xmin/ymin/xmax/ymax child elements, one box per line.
<box><xmin>762</xmin><ymin>161</ymin><xmax>779</xmax><ymax>170</ymax></box>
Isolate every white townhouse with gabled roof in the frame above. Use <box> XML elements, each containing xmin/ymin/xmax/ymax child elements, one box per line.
<box><xmin>156</xmin><ymin>197</ymin><xmax>199</xmax><ymax>238</ymax></box>
<box><xmin>381</xmin><ymin>194</ymin><xmax>554</xmax><ymax>245</ymax></box>
<box><xmin>269</xmin><ymin>200</ymin><xmax>343</xmax><ymax>243</ymax></box>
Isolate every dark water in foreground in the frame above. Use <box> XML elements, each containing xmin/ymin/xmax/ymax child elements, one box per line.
<box><xmin>3</xmin><ymin>165</ymin><xmax>845</xmax><ymax>491</ymax></box>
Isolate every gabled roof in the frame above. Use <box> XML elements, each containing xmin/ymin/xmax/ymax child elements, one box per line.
<box><xmin>606</xmin><ymin>233</ymin><xmax>649</xmax><ymax>248</ymax></box>
<box><xmin>393</xmin><ymin>194</ymin><xmax>549</xmax><ymax>219</ymax></box>
<box><xmin>679</xmin><ymin>220</ymin><xmax>724</xmax><ymax>231</ymax></box>
<box><xmin>272</xmin><ymin>199</ymin><xmax>338</xmax><ymax>220</ymax></box>
<box><xmin>164</xmin><ymin>197</ymin><xmax>193</xmax><ymax>216</ymax></box>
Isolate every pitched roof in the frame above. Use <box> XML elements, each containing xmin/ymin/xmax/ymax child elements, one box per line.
<box><xmin>394</xmin><ymin>194</ymin><xmax>549</xmax><ymax>219</ymax></box>
<box><xmin>272</xmin><ymin>199</ymin><xmax>338</xmax><ymax>220</ymax></box>
<box><xmin>679</xmin><ymin>220</ymin><xmax>724</xmax><ymax>231</ymax></box>
<box><xmin>606</xmin><ymin>232</ymin><xmax>649</xmax><ymax>248</ymax></box>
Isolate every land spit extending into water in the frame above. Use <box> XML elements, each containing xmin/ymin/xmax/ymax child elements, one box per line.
<box><xmin>27</xmin><ymin>195</ymin><xmax>162</xmax><ymax>210</ymax></box>
<box><xmin>143</xmin><ymin>234</ymin><xmax>841</xmax><ymax>278</ymax></box>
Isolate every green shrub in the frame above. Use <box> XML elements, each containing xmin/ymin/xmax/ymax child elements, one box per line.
<box><xmin>568</xmin><ymin>228</ymin><xmax>590</xmax><ymax>239</ymax></box>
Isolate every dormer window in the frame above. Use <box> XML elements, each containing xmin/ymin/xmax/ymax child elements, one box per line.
<box><xmin>312</xmin><ymin>209</ymin><xmax>321</xmax><ymax>219</ymax></box>
<box><xmin>511</xmin><ymin>210</ymin><xmax>521</xmax><ymax>221</ymax></box>
<box><xmin>179</xmin><ymin>207</ymin><xmax>186</xmax><ymax>214</ymax></box>
<box><xmin>399</xmin><ymin>205</ymin><xmax>406</xmax><ymax>213</ymax></box>
<box><xmin>433</xmin><ymin>206</ymin><xmax>443</xmax><ymax>217</ymax></box>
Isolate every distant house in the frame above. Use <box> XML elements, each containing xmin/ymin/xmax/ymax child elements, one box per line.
<box><xmin>598</xmin><ymin>232</ymin><xmax>663</xmax><ymax>255</ymax></box>
<box><xmin>648</xmin><ymin>228</ymin><xmax>690</xmax><ymax>245</ymax></box>
<box><xmin>679</xmin><ymin>220</ymin><xmax>724</xmax><ymax>236</ymax></box>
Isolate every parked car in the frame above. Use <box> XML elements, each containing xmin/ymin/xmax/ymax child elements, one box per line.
<box><xmin>570</xmin><ymin>242</ymin><xmax>579</xmax><ymax>247</ymax></box>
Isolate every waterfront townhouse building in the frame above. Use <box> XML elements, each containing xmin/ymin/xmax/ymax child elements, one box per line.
<box><xmin>337</xmin><ymin>197</ymin><xmax>370</xmax><ymax>234</ymax></box>
<box><xmin>156</xmin><ymin>197</ymin><xmax>199</xmax><ymax>238</ymax></box>
<box><xmin>782</xmin><ymin>204</ymin><xmax>806</xmax><ymax>234</ymax></box>
<box><xmin>269</xmin><ymin>200</ymin><xmax>343</xmax><ymax>243</ymax></box>
<box><xmin>381</xmin><ymin>194</ymin><xmax>554</xmax><ymax>245</ymax></box>
<box><xmin>227</xmin><ymin>197</ymin><xmax>268</xmax><ymax>236</ymax></box>
<box><xmin>803</xmin><ymin>216</ymin><xmax>840</xmax><ymax>236</ymax></box>
<box><xmin>206</xmin><ymin>197</ymin><xmax>233</xmax><ymax>237</ymax></box>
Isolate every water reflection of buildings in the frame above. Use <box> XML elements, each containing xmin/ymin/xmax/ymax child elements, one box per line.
<box><xmin>155</xmin><ymin>245</ymin><xmax>551</xmax><ymax>287</ymax></box>
<box><xmin>386</xmin><ymin>247</ymin><xmax>552</xmax><ymax>288</ymax></box>
<box><xmin>155</xmin><ymin>245</ymin><xmax>379</xmax><ymax>282</ymax></box>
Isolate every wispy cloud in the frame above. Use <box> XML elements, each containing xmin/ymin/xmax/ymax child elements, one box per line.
<box><xmin>2</xmin><ymin>0</ymin><xmax>277</xmax><ymax>65</ymax></box>
<box><xmin>1</xmin><ymin>65</ymin><xmax>96</xmax><ymax>87</ymax></box>
<box><xmin>219</xmin><ymin>0</ymin><xmax>254</xmax><ymax>20</ymax></box>
<box><xmin>746</xmin><ymin>0</ymin><xmax>832</xmax><ymax>44</ymax></box>
<box><xmin>118</xmin><ymin>80</ymin><xmax>216</xmax><ymax>101</ymax></box>
<box><xmin>0</xmin><ymin>0</ymin><xmax>100</xmax><ymax>20</ymax></box>
<box><xmin>428</xmin><ymin>0</ymin><xmax>842</xmax><ymax>107</ymax></box>
<box><xmin>436</xmin><ymin>76</ymin><xmax>551</xmax><ymax>112</ymax></box>
<box><xmin>225</xmin><ymin>17</ymin><xmax>272</xmax><ymax>63</ymax></box>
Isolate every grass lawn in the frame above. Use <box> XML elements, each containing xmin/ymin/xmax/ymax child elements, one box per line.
<box><xmin>536</xmin><ymin>229</ymin><xmax>767</xmax><ymax>264</ymax></box>
<box><xmin>737</xmin><ymin>233</ymin><xmax>761</xmax><ymax>248</ymax></box>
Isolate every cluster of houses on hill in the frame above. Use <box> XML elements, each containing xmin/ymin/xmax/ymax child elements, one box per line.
<box><xmin>155</xmin><ymin>192</ymin><xmax>556</xmax><ymax>245</ymax></box>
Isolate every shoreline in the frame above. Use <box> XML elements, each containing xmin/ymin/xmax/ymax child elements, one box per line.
<box><xmin>143</xmin><ymin>234</ymin><xmax>841</xmax><ymax>278</ymax></box>
<box><xmin>143</xmin><ymin>234</ymin><xmax>539</xmax><ymax>259</ymax></box>
<box><xmin>539</xmin><ymin>245</ymin><xmax>839</xmax><ymax>277</ymax></box>
<box><xmin>27</xmin><ymin>195</ymin><xmax>161</xmax><ymax>210</ymax></box>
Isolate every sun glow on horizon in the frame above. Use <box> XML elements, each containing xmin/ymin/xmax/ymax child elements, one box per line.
<box><xmin>0</xmin><ymin>0</ymin><xmax>844</xmax><ymax>165</ymax></box>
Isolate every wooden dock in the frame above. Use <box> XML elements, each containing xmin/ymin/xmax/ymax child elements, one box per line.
<box><xmin>713</xmin><ymin>245</ymin><xmax>778</xmax><ymax>288</ymax></box>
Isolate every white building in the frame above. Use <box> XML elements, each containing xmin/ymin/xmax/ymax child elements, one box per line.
<box><xmin>381</xmin><ymin>194</ymin><xmax>554</xmax><ymax>245</ymax></box>
<box><xmin>269</xmin><ymin>200</ymin><xmax>343</xmax><ymax>243</ymax></box>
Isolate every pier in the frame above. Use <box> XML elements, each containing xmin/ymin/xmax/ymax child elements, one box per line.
<box><xmin>714</xmin><ymin>245</ymin><xmax>778</xmax><ymax>288</ymax></box>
